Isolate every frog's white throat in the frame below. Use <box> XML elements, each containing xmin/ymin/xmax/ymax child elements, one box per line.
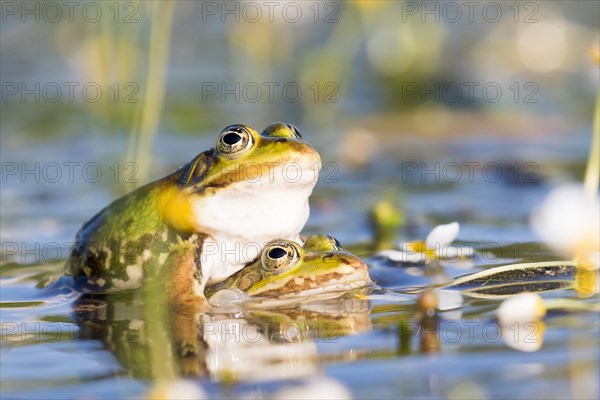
<box><xmin>190</xmin><ymin>179</ymin><xmax>314</xmax><ymax>285</ymax></box>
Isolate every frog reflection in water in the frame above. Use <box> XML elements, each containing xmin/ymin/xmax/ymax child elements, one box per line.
<box><xmin>73</xmin><ymin>291</ymin><xmax>372</xmax><ymax>380</ymax></box>
<box><xmin>66</xmin><ymin>123</ymin><xmax>321</xmax><ymax>302</ymax></box>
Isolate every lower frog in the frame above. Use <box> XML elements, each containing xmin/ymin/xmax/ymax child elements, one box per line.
<box><xmin>66</xmin><ymin>123</ymin><xmax>321</xmax><ymax>298</ymax></box>
<box><xmin>190</xmin><ymin>235</ymin><xmax>371</xmax><ymax>307</ymax></box>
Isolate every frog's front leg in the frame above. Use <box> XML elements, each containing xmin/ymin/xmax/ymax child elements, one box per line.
<box><xmin>163</xmin><ymin>235</ymin><xmax>208</xmax><ymax>310</ymax></box>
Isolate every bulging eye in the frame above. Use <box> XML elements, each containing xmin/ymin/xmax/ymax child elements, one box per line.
<box><xmin>262</xmin><ymin>122</ymin><xmax>302</xmax><ymax>139</ymax></box>
<box><xmin>261</xmin><ymin>241</ymin><xmax>300</xmax><ymax>273</ymax></box>
<box><xmin>303</xmin><ymin>235</ymin><xmax>341</xmax><ymax>252</ymax></box>
<box><xmin>286</xmin><ymin>124</ymin><xmax>302</xmax><ymax>138</ymax></box>
<box><xmin>217</xmin><ymin>125</ymin><xmax>253</xmax><ymax>156</ymax></box>
<box><xmin>326</xmin><ymin>235</ymin><xmax>342</xmax><ymax>250</ymax></box>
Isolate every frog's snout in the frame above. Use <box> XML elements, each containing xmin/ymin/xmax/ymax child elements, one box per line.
<box><xmin>341</xmin><ymin>253</ymin><xmax>368</xmax><ymax>269</ymax></box>
<box><xmin>341</xmin><ymin>253</ymin><xmax>371</xmax><ymax>283</ymax></box>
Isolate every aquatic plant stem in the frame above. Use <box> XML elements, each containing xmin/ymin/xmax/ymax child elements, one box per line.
<box><xmin>133</xmin><ymin>2</ymin><xmax>175</xmax><ymax>185</ymax></box>
<box><xmin>143</xmin><ymin>279</ymin><xmax>176</xmax><ymax>381</ymax></box>
<box><xmin>136</xmin><ymin>2</ymin><xmax>177</xmax><ymax>381</ymax></box>
<box><xmin>583</xmin><ymin>92</ymin><xmax>599</xmax><ymax>201</ymax></box>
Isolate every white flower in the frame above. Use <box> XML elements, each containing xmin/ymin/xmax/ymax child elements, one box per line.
<box><xmin>376</xmin><ymin>222</ymin><xmax>473</xmax><ymax>265</ymax></box>
<box><xmin>426</xmin><ymin>222</ymin><xmax>460</xmax><ymax>251</ymax></box>
<box><xmin>501</xmin><ymin>320</ymin><xmax>546</xmax><ymax>353</ymax></box>
<box><xmin>497</xmin><ymin>293</ymin><xmax>547</xmax><ymax>353</ymax></box>
<box><xmin>530</xmin><ymin>184</ymin><xmax>599</xmax><ymax>270</ymax></box>
<box><xmin>497</xmin><ymin>293</ymin><xmax>546</xmax><ymax>326</ymax></box>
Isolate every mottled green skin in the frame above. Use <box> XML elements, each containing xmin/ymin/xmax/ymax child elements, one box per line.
<box><xmin>205</xmin><ymin>235</ymin><xmax>371</xmax><ymax>298</ymax></box>
<box><xmin>66</xmin><ymin>123</ymin><xmax>318</xmax><ymax>292</ymax></box>
<box><xmin>66</xmin><ymin>158</ymin><xmax>197</xmax><ymax>290</ymax></box>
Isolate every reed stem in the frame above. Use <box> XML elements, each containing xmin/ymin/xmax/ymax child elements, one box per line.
<box><xmin>132</xmin><ymin>2</ymin><xmax>175</xmax><ymax>185</ymax></box>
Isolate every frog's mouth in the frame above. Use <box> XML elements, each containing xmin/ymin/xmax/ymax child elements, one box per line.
<box><xmin>207</xmin><ymin>267</ymin><xmax>372</xmax><ymax>309</ymax></box>
<box><xmin>249</xmin><ymin>267</ymin><xmax>372</xmax><ymax>299</ymax></box>
<box><xmin>274</xmin><ymin>278</ymin><xmax>372</xmax><ymax>300</ymax></box>
<box><xmin>241</xmin><ymin>276</ymin><xmax>372</xmax><ymax>309</ymax></box>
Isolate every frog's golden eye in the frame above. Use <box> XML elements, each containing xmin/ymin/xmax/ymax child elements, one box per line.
<box><xmin>217</xmin><ymin>125</ymin><xmax>254</xmax><ymax>156</ymax></box>
<box><xmin>261</xmin><ymin>241</ymin><xmax>300</xmax><ymax>274</ymax></box>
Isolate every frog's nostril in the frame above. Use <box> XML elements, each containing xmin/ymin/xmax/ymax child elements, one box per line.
<box><xmin>222</xmin><ymin>132</ymin><xmax>242</xmax><ymax>145</ymax></box>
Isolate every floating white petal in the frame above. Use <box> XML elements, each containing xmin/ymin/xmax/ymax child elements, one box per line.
<box><xmin>501</xmin><ymin>321</ymin><xmax>545</xmax><ymax>353</ymax></box>
<box><xmin>497</xmin><ymin>293</ymin><xmax>546</xmax><ymax>352</ymax></box>
<box><xmin>426</xmin><ymin>222</ymin><xmax>460</xmax><ymax>251</ymax></box>
<box><xmin>497</xmin><ymin>293</ymin><xmax>546</xmax><ymax>326</ymax></box>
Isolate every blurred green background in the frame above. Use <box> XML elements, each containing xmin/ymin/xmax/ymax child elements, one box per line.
<box><xmin>1</xmin><ymin>0</ymin><xmax>599</xmax><ymax>251</ymax></box>
<box><xmin>2</xmin><ymin>1</ymin><xmax>598</xmax><ymax>142</ymax></box>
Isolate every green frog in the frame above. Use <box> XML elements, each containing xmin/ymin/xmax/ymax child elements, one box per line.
<box><xmin>200</xmin><ymin>235</ymin><xmax>371</xmax><ymax>305</ymax></box>
<box><xmin>66</xmin><ymin>123</ymin><xmax>321</xmax><ymax>297</ymax></box>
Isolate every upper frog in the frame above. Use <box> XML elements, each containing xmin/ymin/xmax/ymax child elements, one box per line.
<box><xmin>66</xmin><ymin>123</ymin><xmax>321</xmax><ymax>294</ymax></box>
<box><xmin>203</xmin><ymin>235</ymin><xmax>371</xmax><ymax>303</ymax></box>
